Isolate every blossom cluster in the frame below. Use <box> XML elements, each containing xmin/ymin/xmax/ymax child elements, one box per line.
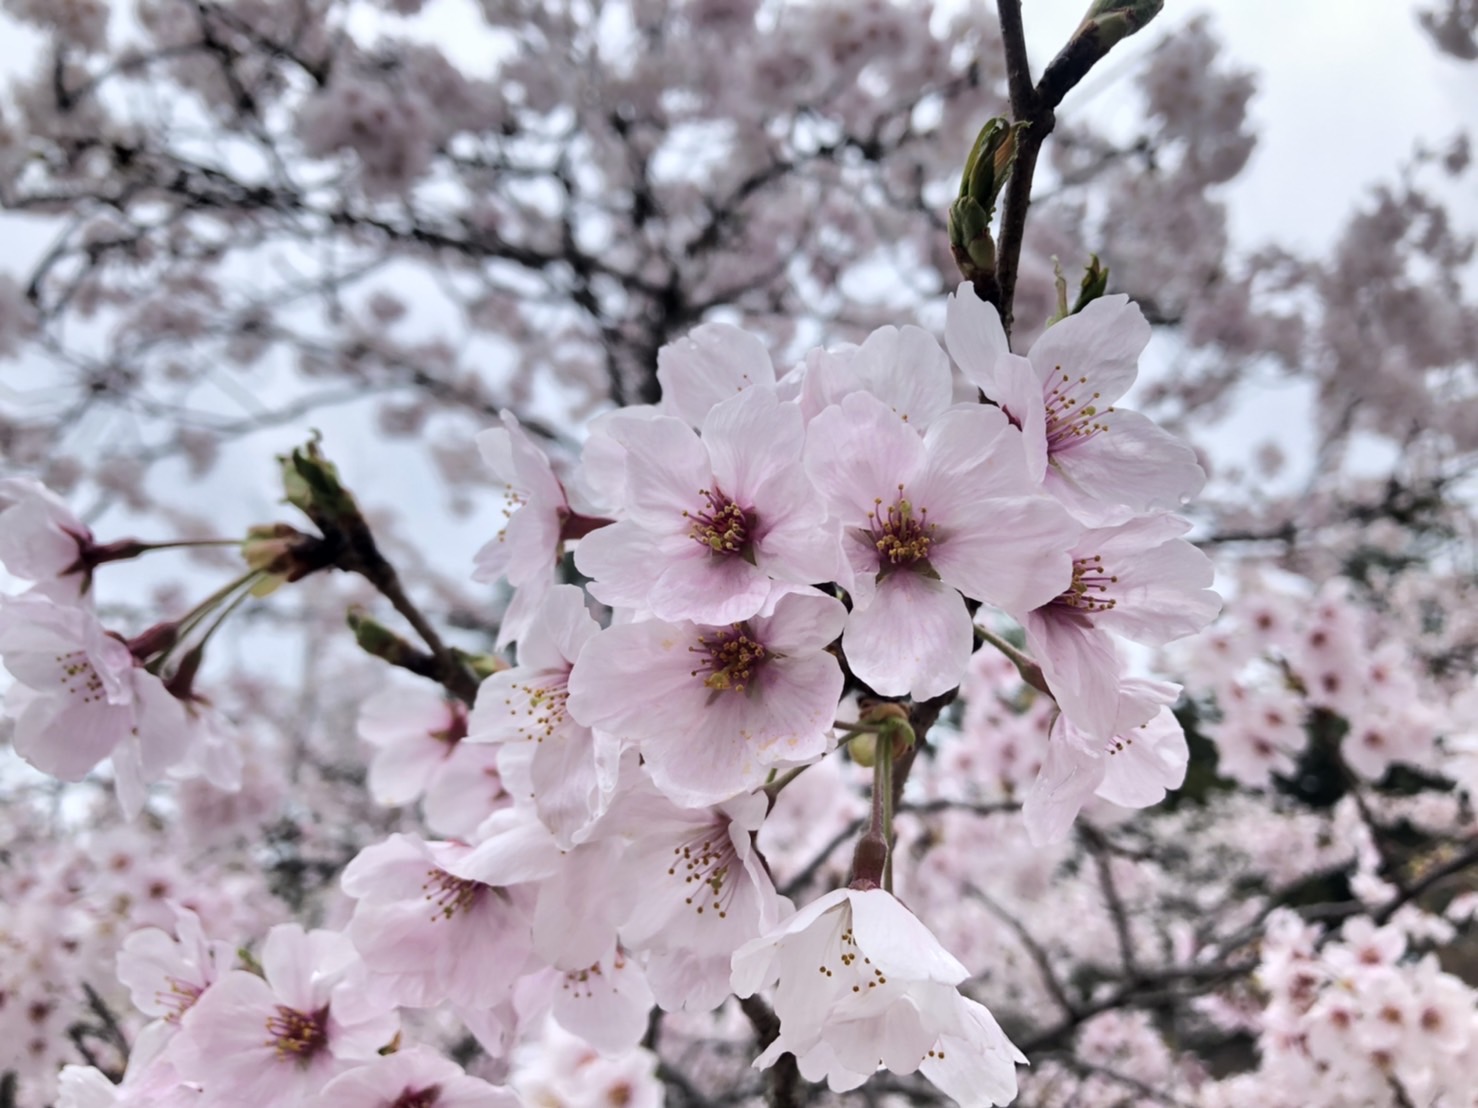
<box><xmin>0</xmin><ymin>284</ymin><xmax>1221</xmax><ymax>1106</ymax></box>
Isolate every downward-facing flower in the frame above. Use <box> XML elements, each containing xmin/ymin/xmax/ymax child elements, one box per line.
<box><xmin>467</xmin><ymin>584</ymin><xmax>619</xmax><ymax>848</ymax></box>
<box><xmin>0</xmin><ymin>593</ymin><xmax>190</xmax><ymax>816</ymax></box>
<box><xmin>566</xmin><ymin>590</ymin><xmax>846</xmax><ymax>807</ymax></box>
<box><xmin>805</xmin><ymin>391</ymin><xmax>1079</xmax><ymax>699</ymax></box>
<box><xmin>731</xmin><ymin>887</ymin><xmax>1024</xmax><ymax>1103</ymax></box>
<box><xmin>1023</xmin><ymin>513</ymin><xmax>1220</xmax><ymax>740</ymax></box>
<box><xmin>306</xmin><ymin>1047</ymin><xmax>520</xmax><ymax>1108</ymax></box>
<box><xmin>172</xmin><ymin>923</ymin><xmax>399</xmax><ymax>1106</ymax></box>
<box><xmin>575</xmin><ymin>386</ymin><xmax>838</xmax><ymax>626</ymax></box>
<box><xmin>341</xmin><ymin>834</ymin><xmax>535</xmax><ymax>1010</ymax></box>
<box><xmin>946</xmin><ymin>283</ymin><xmax>1204</xmax><ymax>520</ymax></box>
<box><xmin>1023</xmin><ymin>676</ymin><xmax>1188</xmax><ymax>844</ymax></box>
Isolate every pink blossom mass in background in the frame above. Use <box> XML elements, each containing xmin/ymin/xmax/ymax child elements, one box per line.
<box><xmin>0</xmin><ymin>2</ymin><xmax>1476</xmax><ymax>1107</ymax></box>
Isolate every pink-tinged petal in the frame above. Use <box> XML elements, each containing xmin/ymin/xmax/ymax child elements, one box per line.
<box><xmin>476</xmin><ymin>426</ymin><xmax>515</xmax><ymax>482</ymax></box>
<box><xmin>0</xmin><ymin>497</ymin><xmax>84</xmax><ymax>582</ymax></box>
<box><xmin>574</xmin><ymin>519</ymin><xmax>670</xmax><ymax>611</ymax></box>
<box><xmin>569</xmin><ymin>405</ymin><xmax>666</xmax><ymax>515</ymax></box>
<box><xmin>650</xmin><ymin>552</ymin><xmax>772</xmax><ymax>625</ymax></box>
<box><xmin>702</xmin><ymin>386</ymin><xmax>803</xmax><ymax>504</ymax></box>
<box><xmin>521</xmin><ymin>584</ymin><xmax>600</xmax><ymax>672</ymax></box>
<box><xmin>621</xmin><ymin>416</ymin><xmax>713</xmax><ymax>530</ymax></box>
<box><xmin>1093</xmin><ymin>530</ymin><xmax>1221</xmax><ymax>646</ymax></box>
<box><xmin>260</xmin><ymin>923</ymin><xmax>320</xmax><ymax>1011</ymax></box>
<box><xmin>130</xmin><ymin>675</ymin><xmax>191</xmax><ymax>778</ymax></box>
<box><xmin>566</xmin><ymin>620</ymin><xmax>705</xmax><ymax>733</ymax></box>
<box><xmin>1024</xmin><ymin>611</ymin><xmax>1122</xmax><ymax>742</ymax></box>
<box><xmin>643</xmin><ymin>649</ymin><xmax>842</xmax><ymax>807</ymax></box>
<box><xmin>842</xmin><ymin>574</ymin><xmax>972</xmax><ymax>700</ymax></box>
<box><xmin>13</xmin><ymin>695</ymin><xmax>128</xmax><ymax>780</ymax></box>
<box><xmin>1026</xmin><ymin>294</ymin><xmax>1149</xmax><ymax>407</ymax></box>
<box><xmin>730</xmin><ymin>890</ymin><xmax>851</xmax><ymax>999</ymax></box>
<box><xmin>804</xmin><ymin>392</ymin><xmax>927</xmax><ymax>521</ymax></box>
<box><xmin>754</xmin><ymin>591</ymin><xmax>848</xmax><ymax>656</ymax></box>
<box><xmin>915</xmin><ymin>406</ymin><xmax>1030</xmax><ymax>510</ymax></box>
<box><xmin>525</xmin><ymin>718</ymin><xmax>612</xmax><ymax>848</ymax></box>
<box><xmin>1022</xmin><ymin>721</ymin><xmax>1105</xmax><ymax>845</ymax></box>
<box><xmin>451</xmin><ymin>809</ymin><xmax>564</xmax><ymax>886</ymax></box>
<box><xmin>1097</xmin><ymin>707</ymin><xmax>1188</xmax><ymax>808</ymax></box>
<box><xmin>993</xmin><ymin>354</ymin><xmax>1049</xmax><ymax>483</ymax></box>
<box><xmin>918</xmin><ymin>997</ymin><xmax>1025</xmax><ymax>1107</ymax></box>
<box><xmin>797</xmin><ymin>345</ymin><xmax>860</xmax><ymax>424</ymax></box>
<box><xmin>944</xmin><ymin>281</ymin><xmax>1010</xmax><ymax>397</ymax></box>
<box><xmin>546</xmin><ymin>951</ymin><xmax>655</xmax><ymax>1053</ymax></box>
<box><xmin>1052</xmin><ymin>406</ymin><xmax>1206</xmax><ymax>512</ymax></box>
<box><xmin>657</xmin><ymin>322</ymin><xmax>777</xmax><ymax>429</ymax></box>
<box><xmin>847</xmin><ymin>325</ymin><xmax>955</xmax><ymax>427</ymax></box>
<box><xmin>929</xmin><ymin>496</ymin><xmax>1079</xmax><ymax>617</ymax></box>
<box><xmin>846</xmin><ymin>890</ymin><xmax>968</xmax><ymax>984</ymax></box>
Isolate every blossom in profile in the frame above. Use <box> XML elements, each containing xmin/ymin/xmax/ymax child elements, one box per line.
<box><xmin>731</xmin><ymin>887</ymin><xmax>1023</xmax><ymax>1103</ymax></box>
<box><xmin>0</xmin><ymin>477</ymin><xmax>94</xmax><ymax>601</ymax></box>
<box><xmin>946</xmin><ymin>284</ymin><xmax>1204</xmax><ymax>520</ymax></box>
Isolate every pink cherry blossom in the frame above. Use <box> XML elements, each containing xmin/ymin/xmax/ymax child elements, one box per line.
<box><xmin>467</xmin><ymin>584</ymin><xmax>618</xmax><ymax>847</ymax></box>
<box><xmin>472</xmin><ymin>410</ymin><xmax>574</xmax><ymax>647</ymax></box>
<box><xmin>0</xmin><ymin>477</ymin><xmax>92</xmax><ymax>600</ymax></box>
<box><xmin>172</xmin><ymin>923</ymin><xmax>399</xmax><ymax>1105</ymax></box>
<box><xmin>575</xmin><ymin>386</ymin><xmax>838</xmax><ymax>625</ymax></box>
<box><xmin>1023</xmin><ymin>677</ymin><xmax>1189</xmax><ymax>844</ymax></box>
<box><xmin>1023</xmin><ymin>513</ymin><xmax>1219</xmax><ymax>739</ymax></box>
<box><xmin>566</xmin><ymin>589</ymin><xmax>846</xmax><ymax>807</ymax></box>
<box><xmin>0</xmin><ymin>593</ymin><xmax>190</xmax><ymax>816</ymax></box>
<box><xmin>805</xmin><ymin>390</ymin><xmax>1079</xmax><ymax>698</ymax></box>
<box><xmin>116</xmin><ymin>903</ymin><xmax>233</xmax><ymax>1025</ymax></box>
<box><xmin>946</xmin><ymin>284</ymin><xmax>1205</xmax><ymax>520</ymax></box>
<box><xmin>305</xmin><ymin>1046</ymin><xmax>520</xmax><ymax>1108</ymax></box>
<box><xmin>731</xmin><ymin>887</ymin><xmax>1023</xmax><ymax>1102</ymax></box>
<box><xmin>514</xmin><ymin>947</ymin><xmax>656</xmax><ymax>1053</ymax></box>
<box><xmin>340</xmin><ymin>833</ymin><xmax>535</xmax><ymax>1009</ymax></box>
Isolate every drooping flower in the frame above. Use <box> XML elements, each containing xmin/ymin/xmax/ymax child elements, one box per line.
<box><xmin>575</xmin><ymin>386</ymin><xmax>838</xmax><ymax>625</ymax></box>
<box><xmin>945</xmin><ymin>283</ymin><xmax>1205</xmax><ymax>520</ymax></box>
<box><xmin>0</xmin><ymin>477</ymin><xmax>94</xmax><ymax>601</ymax></box>
<box><xmin>566</xmin><ymin>589</ymin><xmax>846</xmax><ymax>807</ymax></box>
<box><xmin>805</xmin><ymin>390</ymin><xmax>1079</xmax><ymax>699</ymax></box>
<box><xmin>731</xmin><ymin>887</ymin><xmax>1024</xmax><ymax>1103</ymax></box>
<box><xmin>1022</xmin><ymin>676</ymin><xmax>1189</xmax><ymax>844</ymax></box>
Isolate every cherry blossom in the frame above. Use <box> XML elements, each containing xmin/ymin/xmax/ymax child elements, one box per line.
<box><xmin>566</xmin><ymin>589</ymin><xmax>847</xmax><ymax>806</ymax></box>
<box><xmin>0</xmin><ymin>478</ymin><xmax>93</xmax><ymax>600</ymax></box>
<box><xmin>304</xmin><ymin>1046</ymin><xmax>520</xmax><ymax>1108</ymax></box>
<box><xmin>732</xmin><ymin>887</ymin><xmax>1024</xmax><ymax>1102</ymax></box>
<box><xmin>805</xmin><ymin>390</ymin><xmax>1079</xmax><ymax>698</ymax></box>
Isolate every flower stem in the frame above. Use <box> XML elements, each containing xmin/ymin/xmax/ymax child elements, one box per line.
<box><xmin>975</xmin><ymin>624</ymin><xmax>1055</xmax><ymax>698</ymax></box>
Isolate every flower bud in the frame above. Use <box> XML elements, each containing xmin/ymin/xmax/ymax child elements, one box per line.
<box><xmin>1075</xmin><ymin>0</ymin><xmax>1163</xmax><ymax>50</ymax></box>
<box><xmin>1072</xmin><ymin>253</ymin><xmax>1110</xmax><ymax>314</ymax></box>
<box><xmin>947</xmin><ymin>118</ymin><xmax>1023</xmax><ymax>283</ymax></box>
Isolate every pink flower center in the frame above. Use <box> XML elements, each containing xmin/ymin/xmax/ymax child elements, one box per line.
<box><xmin>1052</xmin><ymin>554</ymin><xmax>1118</xmax><ymax>614</ymax></box>
<box><xmin>1044</xmin><ymin>369</ymin><xmax>1112</xmax><ymax>450</ymax></box>
<box><xmin>868</xmin><ymin>493</ymin><xmax>934</xmax><ymax>567</ymax></box>
<box><xmin>422</xmin><ymin>868</ymin><xmax>486</xmax><ymax>921</ymax></box>
<box><xmin>264</xmin><ymin>1003</ymin><xmax>329</xmax><ymax>1062</ymax></box>
<box><xmin>685</xmin><ymin>487</ymin><xmax>754</xmax><ymax>556</ymax></box>
<box><xmin>391</xmin><ymin>1088</ymin><xmax>443</xmax><ymax>1108</ymax></box>
<box><xmin>669</xmin><ymin>824</ymin><xmax>738</xmax><ymax>919</ymax></box>
<box><xmin>689</xmin><ymin>626</ymin><xmax>767</xmax><ymax>692</ymax></box>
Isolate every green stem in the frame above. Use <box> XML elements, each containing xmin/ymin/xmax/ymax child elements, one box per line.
<box><xmin>878</xmin><ymin>748</ymin><xmax>895</xmax><ymax>894</ymax></box>
<box><xmin>975</xmin><ymin>624</ymin><xmax>1054</xmax><ymax>698</ymax></box>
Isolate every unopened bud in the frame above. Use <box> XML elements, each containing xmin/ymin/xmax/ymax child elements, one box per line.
<box><xmin>347</xmin><ymin>607</ymin><xmax>423</xmax><ymax>671</ymax></box>
<box><xmin>1072</xmin><ymin>254</ymin><xmax>1110</xmax><ymax>314</ymax></box>
<box><xmin>858</xmin><ymin>701</ymin><xmax>916</xmax><ymax>757</ymax></box>
<box><xmin>279</xmin><ymin>435</ymin><xmax>365</xmax><ymax>540</ymax></box>
<box><xmin>849</xmin><ymin>731</ymin><xmax>879</xmax><ymax>768</ymax></box>
<box><xmin>1076</xmin><ymin>0</ymin><xmax>1163</xmax><ymax>50</ymax></box>
<box><xmin>242</xmin><ymin>523</ymin><xmax>329</xmax><ymax>595</ymax></box>
<box><xmin>456</xmin><ymin>648</ymin><xmax>509</xmax><ymax>681</ymax></box>
<box><xmin>947</xmin><ymin>118</ymin><xmax>1025</xmax><ymax>284</ymax></box>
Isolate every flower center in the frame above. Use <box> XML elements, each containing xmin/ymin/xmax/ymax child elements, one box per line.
<box><xmin>685</xmin><ymin>487</ymin><xmax>753</xmax><ymax>556</ymax></box>
<box><xmin>689</xmin><ymin>626</ymin><xmax>767</xmax><ymax>693</ymax></box>
<box><xmin>817</xmin><ymin>921</ymin><xmax>890</xmax><ymax>995</ymax></box>
<box><xmin>506</xmin><ymin>674</ymin><xmax>570</xmax><ymax>742</ymax></box>
<box><xmin>1044</xmin><ymin>369</ymin><xmax>1112</xmax><ymax>450</ymax></box>
<box><xmin>264</xmin><ymin>1004</ymin><xmax>329</xmax><ymax>1062</ymax></box>
<box><xmin>155</xmin><ymin>976</ymin><xmax>204</xmax><ymax>1023</ymax></box>
<box><xmin>422</xmin><ymin>868</ymin><xmax>486</xmax><ymax>921</ymax></box>
<box><xmin>1053</xmin><ymin>554</ymin><xmax>1118</xmax><ymax>614</ymax></box>
<box><xmin>56</xmin><ymin>650</ymin><xmax>107</xmax><ymax>705</ymax></box>
<box><xmin>391</xmin><ymin>1089</ymin><xmax>443</xmax><ymax>1108</ymax></box>
<box><xmin>668</xmin><ymin>823</ymin><xmax>739</xmax><ymax>919</ymax></box>
<box><xmin>868</xmin><ymin>491</ymin><xmax>934</xmax><ymax>567</ymax></box>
